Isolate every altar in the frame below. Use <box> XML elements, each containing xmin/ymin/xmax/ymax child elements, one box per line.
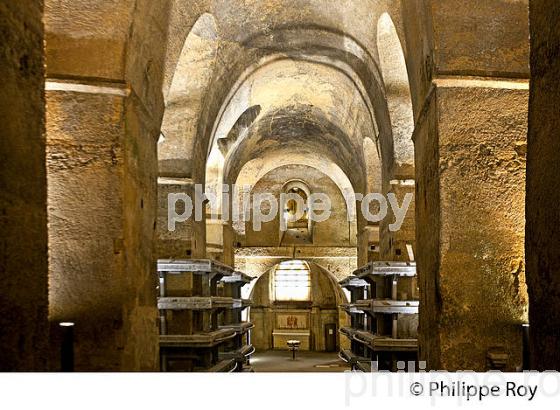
<box><xmin>272</xmin><ymin>329</ymin><xmax>311</xmax><ymax>350</ymax></box>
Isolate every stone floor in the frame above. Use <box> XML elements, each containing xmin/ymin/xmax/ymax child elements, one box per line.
<box><xmin>249</xmin><ymin>350</ymin><xmax>351</xmax><ymax>372</ymax></box>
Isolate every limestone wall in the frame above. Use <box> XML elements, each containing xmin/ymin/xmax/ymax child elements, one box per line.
<box><xmin>402</xmin><ymin>0</ymin><xmax>530</xmax><ymax>371</ymax></box>
<box><xmin>380</xmin><ymin>180</ymin><xmax>416</xmax><ymax>262</ymax></box>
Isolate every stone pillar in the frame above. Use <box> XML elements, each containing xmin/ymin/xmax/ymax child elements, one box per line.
<box><xmin>358</xmin><ymin>225</ymin><xmax>380</xmax><ymax>265</ymax></box>
<box><xmin>414</xmin><ymin>79</ymin><xmax>529</xmax><ymax>370</ymax></box>
<box><xmin>527</xmin><ymin>0</ymin><xmax>560</xmax><ymax>371</ymax></box>
<box><xmin>0</xmin><ymin>0</ymin><xmax>48</xmax><ymax>371</ymax></box>
<box><xmin>46</xmin><ymin>80</ymin><xmax>159</xmax><ymax>371</ymax></box>
<box><xmin>222</xmin><ymin>222</ymin><xmax>235</xmax><ymax>266</ymax></box>
<box><xmin>380</xmin><ymin>179</ymin><xmax>416</xmax><ymax>262</ymax></box>
<box><xmin>156</xmin><ymin>178</ymin><xmax>206</xmax><ymax>260</ymax></box>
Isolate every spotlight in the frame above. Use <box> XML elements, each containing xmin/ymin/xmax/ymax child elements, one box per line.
<box><xmin>59</xmin><ymin>322</ymin><xmax>75</xmax><ymax>372</ymax></box>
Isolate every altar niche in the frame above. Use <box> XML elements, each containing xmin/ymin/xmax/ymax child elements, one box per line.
<box><xmin>280</xmin><ymin>181</ymin><xmax>313</xmax><ymax>246</ymax></box>
<box><xmin>249</xmin><ymin>261</ymin><xmax>346</xmax><ymax>352</ymax></box>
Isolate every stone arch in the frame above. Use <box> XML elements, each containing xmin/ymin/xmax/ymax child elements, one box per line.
<box><xmin>241</xmin><ymin>164</ymin><xmax>355</xmax><ymax>248</ymax></box>
<box><xmin>377</xmin><ymin>12</ymin><xmax>415</xmax><ymax>177</ymax></box>
<box><xmin>217</xmin><ymin>105</ymin><xmax>262</xmax><ymax>156</ymax></box>
<box><xmin>206</xmin><ymin>56</ymin><xmax>376</xmax><ymax>260</ymax></box>
<box><xmin>229</xmin><ymin>155</ymin><xmax>359</xmax><ymax>248</ymax></box>
<box><xmin>248</xmin><ymin>260</ymin><xmax>347</xmax><ymax>302</ymax></box>
<box><xmin>204</xmin><ymin>104</ymin><xmax>263</xmax><ymax>259</ymax></box>
<box><xmin>191</xmin><ymin>23</ymin><xmax>394</xmax><ymax>186</ymax></box>
<box><xmin>248</xmin><ymin>260</ymin><xmax>348</xmax><ymax>351</ymax></box>
<box><xmin>158</xmin><ymin>12</ymin><xmax>220</xmax><ymax>178</ymax></box>
<box><xmin>223</xmin><ymin>103</ymin><xmax>369</xmax><ymax>194</ymax></box>
<box><xmin>156</xmin><ymin>12</ymin><xmax>221</xmax><ymax>262</ymax></box>
<box><xmin>205</xmin><ymin>104</ymin><xmax>263</xmax><ymax>215</ymax></box>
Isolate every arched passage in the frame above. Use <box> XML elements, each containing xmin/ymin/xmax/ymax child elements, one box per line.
<box><xmin>377</xmin><ymin>12</ymin><xmax>415</xmax><ymax>178</ymax></box>
<box><xmin>156</xmin><ymin>13</ymin><xmax>220</xmax><ymax>261</ymax></box>
<box><xmin>249</xmin><ymin>261</ymin><xmax>348</xmax><ymax>352</ymax></box>
<box><xmin>159</xmin><ymin>13</ymin><xmax>220</xmax><ymax>178</ymax></box>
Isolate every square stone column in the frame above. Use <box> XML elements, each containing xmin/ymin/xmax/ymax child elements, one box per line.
<box><xmin>156</xmin><ymin>178</ymin><xmax>206</xmax><ymax>260</ymax></box>
<box><xmin>527</xmin><ymin>0</ymin><xmax>560</xmax><ymax>371</ymax></box>
<box><xmin>358</xmin><ymin>225</ymin><xmax>380</xmax><ymax>265</ymax></box>
<box><xmin>380</xmin><ymin>179</ymin><xmax>416</xmax><ymax>262</ymax></box>
<box><xmin>414</xmin><ymin>78</ymin><xmax>529</xmax><ymax>371</ymax></box>
<box><xmin>46</xmin><ymin>79</ymin><xmax>159</xmax><ymax>371</ymax></box>
<box><xmin>0</xmin><ymin>0</ymin><xmax>48</xmax><ymax>371</ymax></box>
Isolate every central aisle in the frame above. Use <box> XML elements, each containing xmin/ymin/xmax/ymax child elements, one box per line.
<box><xmin>250</xmin><ymin>350</ymin><xmax>351</xmax><ymax>372</ymax></box>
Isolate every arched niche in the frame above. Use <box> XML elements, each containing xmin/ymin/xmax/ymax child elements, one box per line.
<box><xmin>240</xmin><ymin>164</ymin><xmax>355</xmax><ymax>249</ymax></box>
<box><xmin>279</xmin><ymin>180</ymin><xmax>312</xmax><ymax>246</ymax></box>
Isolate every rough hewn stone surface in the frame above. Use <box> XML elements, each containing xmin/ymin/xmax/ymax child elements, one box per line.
<box><xmin>46</xmin><ymin>88</ymin><xmax>159</xmax><ymax>371</ymax></box>
<box><xmin>526</xmin><ymin>0</ymin><xmax>560</xmax><ymax>371</ymax></box>
<box><xmin>401</xmin><ymin>0</ymin><xmax>531</xmax><ymax>370</ymax></box>
<box><xmin>402</xmin><ymin>0</ymin><xmax>529</xmax><ymax>115</ymax></box>
<box><xmin>380</xmin><ymin>181</ymin><xmax>416</xmax><ymax>262</ymax></box>
<box><xmin>0</xmin><ymin>0</ymin><xmax>48</xmax><ymax>371</ymax></box>
<box><xmin>416</xmin><ymin>85</ymin><xmax>528</xmax><ymax>371</ymax></box>
<box><xmin>156</xmin><ymin>180</ymin><xmax>206</xmax><ymax>260</ymax></box>
<box><xmin>44</xmin><ymin>0</ymin><xmax>169</xmax><ymax>371</ymax></box>
<box><xmin>430</xmin><ymin>0</ymin><xmax>529</xmax><ymax>77</ymax></box>
<box><xmin>45</xmin><ymin>0</ymin><xmax>133</xmax><ymax>80</ymax></box>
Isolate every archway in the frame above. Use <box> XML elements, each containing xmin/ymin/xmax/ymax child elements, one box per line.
<box><xmin>156</xmin><ymin>13</ymin><xmax>220</xmax><ymax>261</ymax></box>
<box><xmin>249</xmin><ymin>261</ymin><xmax>348</xmax><ymax>353</ymax></box>
<box><xmin>377</xmin><ymin>12</ymin><xmax>415</xmax><ymax>178</ymax></box>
